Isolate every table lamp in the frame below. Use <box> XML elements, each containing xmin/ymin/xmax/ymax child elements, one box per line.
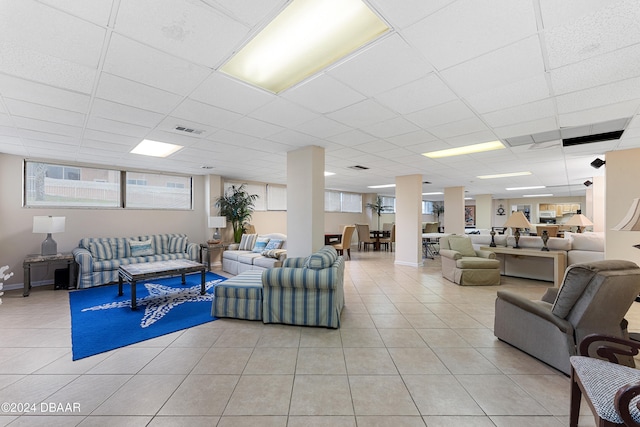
<box><xmin>503</xmin><ymin>211</ymin><xmax>531</xmax><ymax>249</ymax></box>
<box><xmin>208</xmin><ymin>216</ymin><xmax>227</xmax><ymax>243</ymax></box>
<box><xmin>33</xmin><ymin>216</ymin><xmax>65</xmax><ymax>256</ymax></box>
<box><xmin>564</xmin><ymin>210</ymin><xmax>593</xmax><ymax>233</ymax></box>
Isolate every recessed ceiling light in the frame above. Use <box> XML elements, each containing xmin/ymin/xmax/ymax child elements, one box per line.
<box><xmin>522</xmin><ymin>194</ymin><xmax>553</xmax><ymax>197</ymax></box>
<box><xmin>422</xmin><ymin>192</ymin><xmax>444</xmax><ymax>195</ymax></box>
<box><xmin>324</xmin><ymin>171</ymin><xmax>335</xmax><ymax>176</ymax></box>
<box><xmin>477</xmin><ymin>171</ymin><xmax>531</xmax><ymax>179</ymax></box>
<box><xmin>201</xmin><ymin>165</ymin><xmax>214</xmax><ymax>170</ymax></box>
<box><xmin>506</xmin><ymin>186</ymin><xmax>546</xmax><ymax>191</ymax></box>
<box><xmin>130</xmin><ymin>140</ymin><xmax>183</xmax><ymax>157</ymax></box>
<box><xmin>220</xmin><ymin>0</ymin><xmax>389</xmax><ymax>93</ymax></box>
<box><xmin>368</xmin><ymin>184</ymin><xmax>396</xmax><ymax>188</ymax></box>
<box><xmin>422</xmin><ymin>140</ymin><xmax>504</xmax><ymax>159</ymax></box>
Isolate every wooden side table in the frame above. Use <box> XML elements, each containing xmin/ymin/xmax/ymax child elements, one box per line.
<box><xmin>200</xmin><ymin>241</ymin><xmax>227</xmax><ymax>271</ymax></box>
<box><xmin>23</xmin><ymin>252</ymin><xmax>75</xmax><ymax>297</ymax></box>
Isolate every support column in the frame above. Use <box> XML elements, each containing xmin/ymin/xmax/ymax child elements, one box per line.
<box><xmin>591</xmin><ymin>175</ymin><xmax>605</xmax><ymax>233</ymax></box>
<box><xmin>394</xmin><ymin>174</ymin><xmax>423</xmax><ymax>267</ymax></box>
<box><xmin>444</xmin><ymin>186</ymin><xmax>465</xmax><ymax>234</ymax></box>
<box><xmin>475</xmin><ymin>194</ymin><xmax>492</xmax><ymax>230</ymax></box>
<box><xmin>287</xmin><ymin>146</ymin><xmax>325</xmax><ymax>257</ymax></box>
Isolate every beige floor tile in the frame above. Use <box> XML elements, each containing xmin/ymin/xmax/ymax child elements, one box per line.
<box><xmin>86</xmin><ymin>347</ymin><xmax>164</xmax><ymax>375</ymax></box>
<box><xmin>403</xmin><ymin>314</ymin><xmax>448</xmax><ymax>329</ymax></box>
<box><xmin>432</xmin><ymin>348</ymin><xmax>501</xmax><ymax>375</ymax></box>
<box><xmin>77</xmin><ymin>415</ymin><xmax>152</xmax><ymax>426</ymax></box>
<box><xmin>224</xmin><ymin>375</ymin><xmax>293</xmax><ymax>415</ymax></box>
<box><xmin>356</xmin><ymin>415</ymin><xmax>426</xmax><ymax>426</ymax></box>
<box><xmin>287</xmin><ymin>415</ymin><xmax>356</xmax><ymax>426</ymax></box>
<box><xmin>508</xmin><ymin>374</ymin><xmax>572</xmax><ymax>416</ymax></box>
<box><xmin>340</xmin><ymin>329</ymin><xmax>385</xmax><ymax>347</ymax></box>
<box><xmin>299</xmin><ymin>328</ymin><xmax>343</xmax><ymax>347</ymax></box>
<box><xmin>370</xmin><ymin>314</ymin><xmax>412</xmax><ymax>329</ymax></box>
<box><xmin>244</xmin><ymin>347</ymin><xmax>298</xmax><ymax>374</ymax></box>
<box><xmin>147</xmin><ymin>416</ymin><xmax>221</xmax><ymax>426</ymax></box>
<box><xmin>0</xmin><ymin>375</ymin><xmax>78</xmax><ymax>406</ymax></box>
<box><xmin>393</xmin><ymin>302</ymin><xmax>433</xmax><ymax>314</ymax></box>
<box><xmin>364</xmin><ymin>303</ymin><xmax>400</xmax><ymax>314</ymax></box>
<box><xmin>191</xmin><ymin>347</ymin><xmax>252</xmax><ymax>374</ymax></box>
<box><xmin>44</xmin><ymin>374</ymin><xmax>131</xmax><ymax>415</ymax></box>
<box><xmin>422</xmin><ymin>415</ymin><xmax>496</xmax><ymax>426</ymax></box>
<box><xmin>416</xmin><ymin>328</ymin><xmax>470</xmax><ymax>348</ymax></box>
<box><xmin>403</xmin><ymin>374</ymin><xmax>484</xmax><ymax>415</ymax></box>
<box><xmin>388</xmin><ymin>348</ymin><xmax>449</xmax><ymax>374</ymax></box>
<box><xmin>378</xmin><ymin>329</ymin><xmax>428</xmax><ymax>348</ymax></box>
<box><xmin>213</xmin><ymin>328</ymin><xmax>261</xmax><ymax>347</ymax></box>
<box><xmin>296</xmin><ymin>347</ymin><xmax>346</xmax><ymax>375</ymax></box>
<box><xmin>139</xmin><ymin>347</ymin><xmax>208</xmax><ymax>374</ymax></box>
<box><xmin>168</xmin><ymin>327</ymin><xmax>223</xmax><ymax>348</ymax></box>
<box><xmin>490</xmin><ymin>415</ymin><xmax>565</xmax><ymax>426</ymax></box>
<box><xmin>256</xmin><ymin>326</ymin><xmax>301</xmax><ymax>348</ymax></box>
<box><xmin>340</xmin><ymin>313</ymin><xmax>376</xmax><ymax>329</ymax></box>
<box><xmin>344</xmin><ymin>348</ymin><xmax>397</xmax><ymax>375</ymax></box>
<box><xmin>290</xmin><ymin>375</ymin><xmax>354</xmax><ymax>415</ymax></box>
<box><xmin>349</xmin><ymin>375</ymin><xmax>419</xmax><ymax>415</ymax></box>
<box><xmin>0</xmin><ymin>348</ymin><xmax>70</xmax><ymax>374</ymax></box>
<box><xmin>477</xmin><ymin>346</ymin><xmax>558</xmax><ymax>375</ymax></box>
<box><xmin>11</xmin><ymin>416</ymin><xmax>90</xmax><ymax>426</ymax></box>
<box><xmin>217</xmin><ymin>415</ymin><xmax>288</xmax><ymax>426</ymax></box>
<box><xmin>34</xmin><ymin>351</ymin><xmax>111</xmax><ymax>375</ymax></box>
<box><xmin>158</xmin><ymin>374</ymin><xmax>239</xmax><ymax>415</ymax></box>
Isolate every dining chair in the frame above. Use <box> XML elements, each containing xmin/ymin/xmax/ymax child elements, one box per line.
<box><xmin>355</xmin><ymin>224</ymin><xmax>375</xmax><ymax>251</ymax></box>
<box><xmin>379</xmin><ymin>224</ymin><xmax>395</xmax><ymax>251</ymax></box>
<box><xmin>332</xmin><ymin>225</ymin><xmax>355</xmax><ymax>259</ymax></box>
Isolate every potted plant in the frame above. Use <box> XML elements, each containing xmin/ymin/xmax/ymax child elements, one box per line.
<box><xmin>433</xmin><ymin>202</ymin><xmax>444</xmax><ymax>231</ymax></box>
<box><xmin>215</xmin><ymin>184</ymin><xmax>259</xmax><ymax>243</ymax></box>
<box><xmin>366</xmin><ymin>195</ymin><xmax>392</xmax><ymax>231</ymax></box>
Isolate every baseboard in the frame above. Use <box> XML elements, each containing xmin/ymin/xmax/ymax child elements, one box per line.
<box><xmin>394</xmin><ymin>260</ymin><xmax>424</xmax><ymax>267</ymax></box>
<box><xmin>3</xmin><ymin>280</ymin><xmax>52</xmax><ymax>292</ymax></box>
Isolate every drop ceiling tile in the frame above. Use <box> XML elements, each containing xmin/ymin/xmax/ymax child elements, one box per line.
<box><xmin>375</xmin><ymin>74</ymin><xmax>458</xmax><ymax>115</ymax></box>
<box><xmin>103</xmin><ymin>34</ymin><xmax>211</xmax><ymax>96</ymax></box>
<box><xmin>403</xmin><ymin>0</ymin><xmax>537</xmax><ymax>69</ymax></box>
<box><xmin>172</xmin><ymin>99</ymin><xmax>242</xmax><ymax>129</ymax></box>
<box><xmin>114</xmin><ymin>0</ymin><xmax>249</xmax><ymax>68</ymax></box>
<box><xmin>4</xmin><ymin>99</ymin><xmax>85</xmax><ymax>127</ymax></box>
<box><xmin>441</xmin><ymin>36</ymin><xmax>545</xmax><ymax>97</ymax></box>
<box><xmin>156</xmin><ymin>117</ymin><xmax>215</xmax><ymax>138</ymax></box>
<box><xmin>360</xmin><ymin>117</ymin><xmax>420</xmax><ymax>139</ymax></box>
<box><xmin>209</xmin><ymin>0</ymin><xmax>285</xmax><ymax>27</ymax></box>
<box><xmin>17</xmin><ymin>129</ymin><xmax>78</xmax><ymax>145</ymax></box>
<box><xmin>91</xmin><ymin>99</ymin><xmax>164</xmax><ymax>128</ymax></box>
<box><xmin>293</xmin><ymin>116</ymin><xmax>351</xmax><ymax>139</ymax></box>
<box><xmin>283</xmin><ymin>74</ymin><xmax>366</xmax><ymax>114</ymax></box>
<box><xmin>82</xmin><ymin>139</ymin><xmax>133</xmax><ymax>152</ymax></box>
<box><xmin>429</xmin><ymin>117</ymin><xmax>490</xmax><ymax>139</ymax></box>
<box><xmin>327</xmin><ymin>129</ymin><xmax>378</xmax><ymax>146</ymax></box>
<box><xmin>191</xmin><ymin>72</ymin><xmax>274</xmax><ymax>115</ymax></box>
<box><xmin>327</xmin><ymin>99</ymin><xmax>396</xmax><ymax>129</ymax></box>
<box><xmin>618</xmin><ymin>137</ymin><xmax>640</xmax><ymax>150</ymax></box>
<box><xmin>406</xmin><ymin>100</ymin><xmax>476</xmax><ymax>128</ymax></box>
<box><xmin>0</xmin><ymin>116</ymin><xmax>15</xmax><ymax>129</ymax></box>
<box><xmin>266</xmin><ymin>130</ymin><xmax>322</xmax><ymax>147</ymax></box>
<box><xmin>39</xmin><ymin>0</ymin><xmax>114</xmax><ymax>26</ymax></box>
<box><xmin>329</xmin><ymin>34</ymin><xmax>432</xmax><ymax>96</ymax></box>
<box><xmin>386</xmin><ymin>130</ymin><xmax>439</xmax><ymax>147</ymax></box>
<box><xmin>96</xmin><ymin>73</ymin><xmax>183</xmax><ymax>114</ymax></box>
<box><xmin>249</xmin><ymin>98</ymin><xmax>319</xmax><ymax>128</ymax></box>
<box><xmin>539</xmin><ymin>0</ymin><xmax>611</xmax><ymax>29</ymax></box>
<box><xmin>13</xmin><ymin>117</ymin><xmax>82</xmax><ymax>138</ymax></box>
<box><xmin>445</xmin><ymin>130</ymin><xmax>500</xmax><ymax>147</ymax></box>
<box><xmin>0</xmin><ymin>75</ymin><xmax>90</xmax><ymax>113</ymax></box>
<box><xmin>556</xmin><ymin>76</ymin><xmax>640</xmax><ymax>114</ymax></box>
<box><xmin>86</xmin><ymin>117</ymin><xmax>150</xmax><ymax>138</ymax></box>
<box><xmin>465</xmin><ymin>74</ymin><xmax>551</xmax><ymax>114</ymax></box>
<box><xmin>370</xmin><ymin>0</ymin><xmax>456</xmax><ymax>29</ymax></box>
<box><xmin>83</xmin><ymin>129</ymin><xmax>140</xmax><ymax>146</ymax></box>
<box><xmin>544</xmin><ymin>0</ymin><xmax>640</xmax><ymax>69</ymax></box>
<box><xmin>221</xmin><ymin>116</ymin><xmax>284</xmax><ymax>139</ymax></box>
<box><xmin>559</xmin><ymin>101</ymin><xmax>640</xmax><ymax>128</ymax></box>
<box><xmin>563</xmin><ymin>140</ymin><xmax>620</xmax><ymax>155</ymax></box>
<box><xmin>481</xmin><ymin>99</ymin><xmax>556</xmax><ymax>128</ymax></box>
<box><xmin>494</xmin><ymin>117</ymin><xmax>558</xmax><ymax>139</ymax></box>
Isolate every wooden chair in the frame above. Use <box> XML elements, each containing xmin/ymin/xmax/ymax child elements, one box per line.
<box><xmin>379</xmin><ymin>224</ymin><xmax>395</xmax><ymax>251</ymax></box>
<box><xmin>355</xmin><ymin>224</ymin><xmax>375</xmax><ymax>251</ymax></box>
<box><xmin>570</xmin><ymin>334</ymin><xmax>640</xmax><ymax>426</ymax></box>
<box><xmin>332</xmin><ymin>225</ymin><xmax>355</xmax><ymax>259</ymax></box>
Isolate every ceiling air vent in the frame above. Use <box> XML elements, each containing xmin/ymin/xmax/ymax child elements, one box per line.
<box><xmin>174</xmin><ymin>126</ymin><xmax>204</xmax><ymax>135</ymax></box>
<box><xmin>348</xmin><ymin>165</ymin><xmax>369</xmax><ymax>170</ymax></box>
<box><xmin>562</xmin><ymin>130</ymin><xmax>624</xmax><ymax>147</ymax></box>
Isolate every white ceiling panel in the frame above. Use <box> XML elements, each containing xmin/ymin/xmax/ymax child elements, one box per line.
<box><xmin>360</xmin><ymin>117</ymin><xmax>419</xmax><ymax>139</ymax></box>
<box><xmin>221</xmin><ymin>117</ymin><xmax>283</xmax><ymax>139</ymax></box>
<box><xmin>494</xmin><ymin>117</ymin><xmax>558</xmax><ymax>139</ymax></box>
<box><xmin>4</xmin><ymin>99</ymin><xmax>85</xmax><ymax>127</ymax></box>
<box><xmin>96</xmin><ymin>73</ymin><xmax>183</xmax><ymax>114</ymax></box>
<box><xmin>114</xmin><ymin>0</ymin><xmax>249</xmax><ymax>68</ymax></box>
<box><xmin>208</xmin><ymin>0</ymin><xmax>286</xmax><ymax>27</ymax></box>
<box><xmin>86</xmin><ymin>116</ymin><xmax>150</xmax><ymax>138</ymax></box>
<box><xmin>283</xmin><ymin>75</ymin><xmax>366</xmax><ymax>114</ymax></box>
<box><xmin>39</xmin><ymin>0</ymin><xmax>114</xmax><ymax>26</ymax></box>
<box><xmin>171</xmin><ymin>99</ymin><xmax>242</xmax><ymax>129</ymax></box>
<box><xmin>559</xmin><ymin>100</ymin><xmax>640</xmax><ymax>128</ymax></box>
<box><xmin>406</xmin><ymin>100</ymin><xmax>476</xmax><ymax>129</ymax></box>
<box><xmin>544</xmin><ymin>0</ymin><xmax>640</xmax><ymax>69</ymax></box>
<box><xmin>293</xmin><ymin>117</ymin><xmax>351</xmax><ymax>139</ymax></box>
<box><xmin>403</xmin><ymin>0</ymin><xmax>538</xmax><ymax>70</ymax></box>
<box><xmin>539</xmin><ymin>0</ymin><xmax>613</xmax><ymax>29</ymax></box>
<box><xmin>190</xmin><ymin>72</ymin><xmax>274</xmax><ymax>115</ymax></box>
<box><xmin>0</xmin><ymin>75</ymin><xmax>91</xmax><ymax>113</ymax></box>
<box><xmin>102</xmin><ymin>34</ymin><xmax>211</xmax><ymax>96</ymax></box>
<box><xmin>249</xmin><ymin>98</ymin><xmax>319</xmax><ymax>128</ymax></box>
<box><xmin>14</xmin><ymin>117</ymin><xmax>82</xmax><ymax>138</ymax></box>
<box><xmin>369</xmin><ymin>0</ymin><xmax>456</xmax><ymax>29</ymax></box>
<box><xmin>481</xmin><ymin>99</ymin><xmax>556</xmax><ymax>128</ymax></box>
<box><xmin>465</xmin><ymin>74</ymin><xmax>551</xmax><ymax>114</ymax></box>
<box><xmin>386</xmin><ymin>130</ymin><xmax>439</xmax><ymax>147</ymax></box>
<box><xmin>556</xmin><ymin>76</ymin><xmax>640</xmax><ymax>114</ymax></box>
<box><xmin>329</xmin><ymin>34</ymin><xmax>432</xmax><ymax>96</ymax></box>
<box><xmin>91</xmin><ymin>99</ymin><xmax>164</xmax><ymax>128</ymax></box>
<box><xmin>429</xmin><ymin>117</ymin><xmax>490</xmax><ymax>140</ymax></box>
<box><xmin>327</xmin><ymin>100</ymin><xmax>396</xmax><ymax>129</ymax></box>
<box><xmin>375</xmin><ymin>74</ymin><xmax>458</xmax><ymax>115</ymax></box>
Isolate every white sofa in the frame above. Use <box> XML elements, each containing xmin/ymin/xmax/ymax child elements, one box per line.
<box><xmin>222</xmin><ymin>233</ymin><xmax>287</xmax><ymax>275</ymax></box>
<box><xmin>467</xmin><ymin>232</ymin><xmax>604</xmax><ymax>283</ymax></box>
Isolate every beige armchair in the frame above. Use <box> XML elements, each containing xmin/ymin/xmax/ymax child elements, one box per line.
<box><xmin>494</xmin><ymin>260</ymin><xmax>640</xmax><ymax>375</ymax></box>
<box><xmin>439</xmin><ymin>235</ymin><xmax>500</xmax><ymax>286</ymax></box>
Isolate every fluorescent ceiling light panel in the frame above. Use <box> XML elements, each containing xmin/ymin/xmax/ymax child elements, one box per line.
<box><xmin>422</xmin><ymin>140</ymin><xmax>505</xmax><ymax>159</ymax></box>
<box><xmin>368</xmin><ymin>184</ymin><xmax>395</xmax><ymax>188</ymax></box>
<box><xmin>506</xmin><ymin>186</ymin><xmax>546</xmax><ymax>191</ymax></box>
<box><xmin>523</xmin><ymin>194</ymin><xmax>553</xmax><ymax>197</ymax></box>
<box><xmin>477</xmin><ymin>171</ymin><xmax>531</xmax><ymax>179</ymax></box>
<box><xmin>324</xmin><ymin>171</ymin><xmax>335</xmax><ymax>176</ymax></box>
<box><xmin>422</xmin><ymin>192</ymin><xmax>444</xmax><ymax>195</ymax></box>
<box><xmin>131</xmin><ymin>140</ymin><xmax>183</xmax><ymax>157</ymax></box>
<box><xmin>220</xmin><ymin>0</ymin><xmax>389</xmax><ymax>93</ymax></box>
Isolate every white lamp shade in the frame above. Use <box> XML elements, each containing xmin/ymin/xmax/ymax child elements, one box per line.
<box><xmin>503</xmin><ymin>211</ymin><xmax>532</xmax><ymax>229</ymax></box>
<box><xmin>565</xmin><ymin>213</ymin><xmax>594</xmax><ymax>227</ymax></box>
<box><xmin>613</xmin><ymin>198</ymin><xmax>640</xmax><ymax>231</ymax></box>
<box><xmin>33</xmin><ymin>216</ymin><xmax>65</xmax><ymax>234</ymax></box>
<box><xmin>208</xmin><ymin>216</ymin><xmax>227</xmax><ymax>229</ymax></box>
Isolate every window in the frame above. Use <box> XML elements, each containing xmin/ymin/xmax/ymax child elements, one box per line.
<box><xmin>24</xmin><ymin>161</ymin><xmax>120</xmax><ymax>207</ymax></box>
<box><xmin>325</xmin><ymin>190</ymin><xmax>362</xmax><ymax>213</ymax></box>
<box><xmin>126</xmin><ymin>172</ymin><xmax>192</xmax><ymax>209</ymax></box>
<box><xmin>380</xmin><ymin>196</ymin><xmax>396</xmax><ymax>213</ymax></box>
<box><xmin>267</xmin><ymin>184</ymin><xmax>287</xmax><ymax>210</ymax></box>
<box><xmin>422</xmin><ymin>200</ymin><xmax>434</xmax><ymax>214</ymax></box>
<box><xmin>224</xmin><ymin>182</ymin><xmax>266</xmax><ymax>211</ymax></box>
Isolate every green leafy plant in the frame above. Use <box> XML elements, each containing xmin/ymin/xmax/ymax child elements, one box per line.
<box><xmin>215</xmin><ymin>184</ymin><xmax>259</xmax><ymax>243</ymax></box>
<box><xmin>433</xmin><ymin>202</ymin><xmax>444</xmax><ymax>226</ymax></box>
<box><xmin>366</xmin><ymin>195</ymin><xmax>392</xmax><ymax>230</ymax></box>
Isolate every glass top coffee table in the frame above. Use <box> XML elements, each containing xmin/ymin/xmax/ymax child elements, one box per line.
<box><xmin>118</xmin><ymin>259</ymin><xmax>206</xmax><ymax>310</ymax></box>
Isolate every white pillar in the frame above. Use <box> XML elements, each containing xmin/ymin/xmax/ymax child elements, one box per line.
<box><xmin>444</xmin><ymin>186</ymin><xmax>465</xmax><ymax>234</ymax></box>
<box><xmin>591</xmin><ymin>175</ymin><xmax>605</xmax><ymax>233</ymax></box>
<box><xmin>475</xmin><ymin>194</ymin><xmax>492</xmax><ymax>230</ymax></box>
<box><xmin>287</xmin><ymin>146</ymin><xmax>325</xmax><ymax>257</ymax></box>
<box><xmin>394</xmin><ymin>174</ymin><xmax>423</xmax><ymax>267</ymax></box>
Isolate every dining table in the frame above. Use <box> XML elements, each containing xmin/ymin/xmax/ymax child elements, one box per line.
<box><xmin>324</xmin><ymin>233</ymin><xmax>342</xmax><ymax>245</ymax></box>
<box><xmin>369</xmin><ymin>230</ymin><xmax>390</xmax><ymax>251</ymax></box>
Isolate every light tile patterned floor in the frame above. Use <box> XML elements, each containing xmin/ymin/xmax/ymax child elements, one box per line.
<box><xmin>1</xmin><ymin>250</ymin><xmax>638</xmax><ymax>426</ymax></box>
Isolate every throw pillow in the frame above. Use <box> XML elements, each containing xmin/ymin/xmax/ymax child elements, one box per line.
<box><xmin>168</xmin><ymin>236</ymin><xmax>188</xmax><ymax>253</ymax></box>
<box><xmin>262</xmin><ymin>249</ymin><xmax>286</xmax><ymax>259</ymax></box>
<box><xmin>239</xmin><ymin>234</ymin><xmax>258</xmax><ymax>251</ymax></box>
<box><xmin>129</xmin><ymin>239</ymin><xmax>154</xmax><ymax>257</ymax></box>
<box><xmin>448</xmin><ymin>236</ymin><xmax>476</xmax><ymax>257</ymax></box>
<box><xmin>303</xmin><ymin>247</ymin><xmax>337</xmax><ymax>269</ymax></box>
<box><xmin>88</xmin><ymin>241</ymin><xmax>113</xmax><ymax>260</ymax></box>
<box><xmin>264</xmin><ymin>239</ymin><xmax>284</xmax><ymax>250</ymax></box>
<box><xmin>252</xmin><ymin>237</ymin><xmax>270</xmax><ymax>253</ymax></box>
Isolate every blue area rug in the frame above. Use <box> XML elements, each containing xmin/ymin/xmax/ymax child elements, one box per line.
<box><xmin>69</xmin><ymin>272</ymin><xmax>225</xmax><ymax>360</ymax></box>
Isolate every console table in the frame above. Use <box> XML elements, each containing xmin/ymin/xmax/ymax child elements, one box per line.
<box><xmin>200</xmin><ymin>241</ymin><xmax>227</xmax><ymax>271</ymax></box>
<box><xmin>480</xmin><ymin>246</ymin><xmax>567</xmax><ymax>287</ymax></box>
<box><xmin>23</xmin><ymin>252</ymin><xmax>75</xmax><ymax>297</ymax></box>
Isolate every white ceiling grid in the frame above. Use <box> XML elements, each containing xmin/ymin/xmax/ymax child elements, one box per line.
<box><xmin>0</xmin><ymin>0</ymin><xmax>639</xmax><ymax>199</ymax></box>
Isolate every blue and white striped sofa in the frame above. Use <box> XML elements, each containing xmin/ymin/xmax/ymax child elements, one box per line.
<box><xmin>72</xmin><ymin>233</ymin><xmax>199</xmax><ymax>288</ymax></box>
<box><xmin>262</xmin><ymin>245</ymin><xmax>345</xmax><ymax>328</ymax></box>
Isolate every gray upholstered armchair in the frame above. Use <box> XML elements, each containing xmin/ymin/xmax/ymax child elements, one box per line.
<box><xmin>439</xmin><ymin>234</ymin><xmax>500</xmax><ymax>286</ymax></box>
<box><xmin>494</xmin><ymin>260</ymin><xmax>640</xmax><ymax>375</ymax></box>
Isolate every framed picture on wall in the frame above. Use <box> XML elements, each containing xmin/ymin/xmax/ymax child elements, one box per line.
<box><xmin>465</xmin><ymin>206</ymin><xmax>476</xmax><ymax>227</ymax></box>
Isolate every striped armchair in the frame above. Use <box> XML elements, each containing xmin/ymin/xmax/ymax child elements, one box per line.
<box><xmin>261</xmin><ymin>245</ymin><xmax>345</xmax><ymax>328</ymax></box>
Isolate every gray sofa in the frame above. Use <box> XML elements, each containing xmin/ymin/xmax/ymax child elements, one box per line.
<box><xmin>222</xmin><ymin>233</ymin><xmax>287</xmax><ymax>275</ymax></box>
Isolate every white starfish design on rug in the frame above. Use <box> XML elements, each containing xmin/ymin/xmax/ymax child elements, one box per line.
<box><xmin>81</xmin><ymin>279</ymin><xmax>222</xmax><ymax>328</ymax></box>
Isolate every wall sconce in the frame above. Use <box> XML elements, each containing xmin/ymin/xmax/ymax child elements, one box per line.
<box><xmin>33</xmin><ymin>216</ymin><xmax>66</xmax><ymax>256</ymax></box>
